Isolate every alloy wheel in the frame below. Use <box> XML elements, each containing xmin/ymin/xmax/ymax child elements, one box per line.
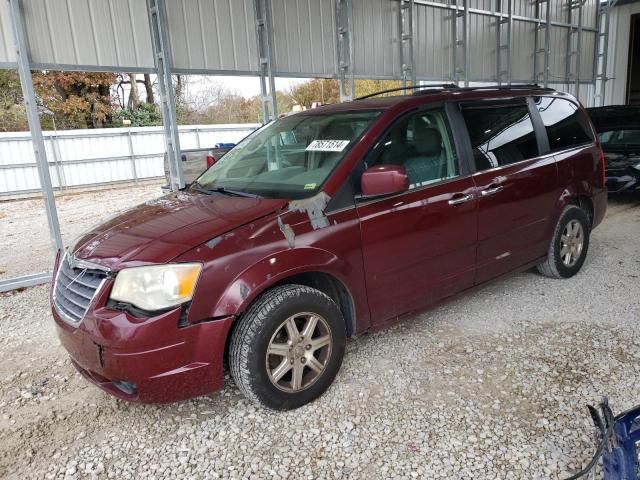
<box><xmin>560</xmin><ymin>219</ymin><xmax>584</xmax><ymax>267</ymax></box>
<box><xmin>266</xmin><ymin>312</ymin><xmax>332</xmax><ymax>392</ymax></box>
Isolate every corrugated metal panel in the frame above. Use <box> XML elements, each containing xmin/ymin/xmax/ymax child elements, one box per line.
<box><xmin>414</xmin><ymin>3</ymin><xmax>452</xmax><ymax>79</ymax></box>
<box><xmin>0</xmin><ymin>1</ymin><xmax>16</xmax><ymax>65</ymax></box>
<box><xmin>468</xmin><ymin>13</ymin><xmax>497</xmax><ymax>81</ymax></box>
<box><xmin>579</xmin><ymin>30</ymin><xmax>596</xmax><ymax>81</ymax></box>
<box><xmin>510</xmin><ymin>19</ymin><xmax>536</xmax><ymax>82</ymax></box>
<box><xmin>352</xmin><ymin>0</ymin><xmax>399</xmax><ymax>78</ymax></box>
<box><xmin>271</xmin><ymin>0</ymin><xmax>336</xmax><ymax>76</ymax></box>
<box><xmin>0</xmin><ymin>124</ymin><xmax>258</xmax><ymax>195</ymax></box>
<box><xmin>166</xmin><ymin>0</ymin><xmax>258</xmax><ymax>73</ymax></box>
<box><xmin>18</xmin><ymin>0</ymin><xmax>154</xmax><ymax>70</ymax></box>
<box><xmin>548</xmin><ymin>26</ymin><xmax>568</xmax><ymax>83</ymax></box>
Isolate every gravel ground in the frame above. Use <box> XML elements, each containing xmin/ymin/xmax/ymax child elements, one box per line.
<box><xmin>0</xmin><ymin>197</ymin><xmax>638</xmax><ymax>479</ymax></box>
<box><xmin>0</xmin><ymin>181</ymin><xmax>164</xmax><ymax>279</ymax></box>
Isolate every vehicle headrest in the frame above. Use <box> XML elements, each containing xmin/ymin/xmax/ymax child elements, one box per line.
<box><xmin>414</xmin><ymin>122</ymin><xmax>442</xmax><ymax>156</ymax></box>
<box><xmin>320</xmin><ymin>123</ymin><xmax>354</xmax><ymax>140</ymax></box>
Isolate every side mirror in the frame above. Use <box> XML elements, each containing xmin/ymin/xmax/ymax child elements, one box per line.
<box><xmin>360</xmin><ymin>164</ymin><xmax>409</xmax><ymax>198</ymax></box>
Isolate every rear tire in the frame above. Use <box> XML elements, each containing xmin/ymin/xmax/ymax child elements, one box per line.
<box><xmin>229</xmin><ymin>284</ymin><xmax>346</xmax><ymax>410</ymax></box>
<box><xmin>537</xmin><ymin>205</ymin><xmax>590</xmax><ymax>279</ymax></box>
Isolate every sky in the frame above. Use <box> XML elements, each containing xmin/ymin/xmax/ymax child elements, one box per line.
<box><xmin>180</xmin><ymin>75</ymin><xmax>309</xmax><ymax>102</ymax></box>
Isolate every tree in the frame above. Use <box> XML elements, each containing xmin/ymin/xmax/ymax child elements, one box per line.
<box><xmin>287</xmin><ymin>79</ymin><xmax>340</xmax><ymax>107</ymax></box>
<box><xmin>285</xmin><ymin>78</ymin><xmax>404</xmax><ymax>110</ymax></box>
<box><xmin>32</xmin><ymin>71</ymin><xmax>117</xmax><ymax>129</ymax></box>
<box><xmin>0</xmin><ymin>70</ymin><xmax>27</xmax><ymax>132</ymax></box>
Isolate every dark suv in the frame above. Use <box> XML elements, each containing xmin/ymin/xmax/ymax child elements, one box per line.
<box><xmin>52</xmin><ymin>86</ymin><xmax>607</xmax><ymax>409</ymax></box>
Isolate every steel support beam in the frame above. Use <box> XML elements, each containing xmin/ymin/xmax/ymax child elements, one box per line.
<box><xmin>9</xmin><ymin>0</ymin><xmax>63</xmax><ymax>253</ymax></box>
<box><xmin>399</xmin><ymin>0</ymin><xmax>416</xmax><ymax>89</ymax></box>
<box><xmin>543</xmin><ymin>0</ymin><xmax>551</xmax><ymax>87</ymax></box>
<box><xmin>335</xmin><ymin>0</ymin><xmax>355</xmax><ymax>101</ymax></box>
<box><xmin>463</xmin><ymin>0</ymin><xmax>470</xmax><ymax>87</ymax></box>
<box><xmin>0</xmin><ymin>272</ymin><xmax>52</xmax><ymax>293</ymax></box>
<box><xmin>575</xmin><ymin>0</ymin><xmax>583</xmax><ymax>98</ymax></box>
<box><xmin>496</xmin><ymin>0</ymin><xmax>512</xmax><ymax>85</ymax></box>
<box><xmin>147</xmin><ymin>0</ymin><xmax>183</xmax><ymax>191</ymax></box>
<box><xmin>254</xmin><ymin>0</ymin><xmax>277</xmax><ymax>122</ymax></box>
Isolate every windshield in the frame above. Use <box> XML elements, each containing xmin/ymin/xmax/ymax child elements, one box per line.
<box><xmin>193</xmin><ymin>111</ymin><xmax>381</xmax><ymax>199</ymax></box>
<box><xmin>599</xmin><ymin>129</ymin><xmax>640</xmax><ymax>148</ymax></box>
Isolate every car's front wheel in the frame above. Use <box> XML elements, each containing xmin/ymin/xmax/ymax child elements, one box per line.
<box><xmin>537</xmin><ymin>205</ymin><xmax>590</xmax><ymax>279</ymax></box>
<box><xmin>229</xmin><ymin>284</ymin><xmax>346</xmax><ymax>410</ymax></box>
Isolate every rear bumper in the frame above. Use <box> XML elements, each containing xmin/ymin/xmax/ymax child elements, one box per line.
<box><xmin>53</xmin><ymin>305</ymin><xmax>234</xmax><ymax>403</ymax></box>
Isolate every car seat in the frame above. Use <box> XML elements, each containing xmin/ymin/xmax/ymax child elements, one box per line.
<box><xmin>404</xmin><ymin>122</ymin><xmax>444</xmax><ymax>185</ymax></box>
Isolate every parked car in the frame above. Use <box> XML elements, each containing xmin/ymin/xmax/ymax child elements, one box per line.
<box><xmin>162</xmin><ymin>143</ymin><xmax>235</xmax><ymax>191</ymax></box>
<box><xmin>51</xmin><ymin>86</ymin><xmax>606</xmax><ymax>409</ymax></box>
<box><xmin>587</xmin><ymin>105</ymin><xmax>640</xmax><ymax>194</ymax></box>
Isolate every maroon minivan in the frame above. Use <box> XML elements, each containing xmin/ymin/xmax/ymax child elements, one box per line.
<box><xmin>51</xmin><ymin>86</ymin><xmax>607</xmax><ymax>409</ymax></box>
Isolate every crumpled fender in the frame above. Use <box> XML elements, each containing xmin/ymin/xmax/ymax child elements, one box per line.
<box><xmin>210</xmin><ymin>246</ymin><xmax>347</xmax><ymax>318</ymax></box>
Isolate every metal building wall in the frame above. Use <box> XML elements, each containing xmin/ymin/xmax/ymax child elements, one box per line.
<box><xmin>166</xmin><ymin>0</ymin><xmax>259</xmax><ymax>74</ymax></box>
<box><xmin>0</xmin><ymin>0</ymin><xmax>154</xmax><ymax>71</ymax></box>
<box><xmin>0</xmin><ymin>0</ymin><xmax>601</xmax><ymax>85</ymax></box>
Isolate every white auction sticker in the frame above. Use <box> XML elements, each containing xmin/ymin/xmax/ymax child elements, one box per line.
<box><xmin>305</xmin><ymin>140</ymin><xmax>350</xmax><ymax>152</ymax></box>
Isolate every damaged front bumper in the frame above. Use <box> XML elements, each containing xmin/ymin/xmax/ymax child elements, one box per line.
<box><xmin>53</xmin><ymin>304</ymin><xmax>234</xmax><ymax>403</ymax></box>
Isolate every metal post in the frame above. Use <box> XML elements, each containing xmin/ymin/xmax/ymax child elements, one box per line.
<box><xmin>496</xmin><ymin>0</ymin><xmax>502</xmax><ymax>85</ymax></box>
<box><xmin>127</xmin><ymin>129</ymin><xmax>139</xmax><ymax>184</ymax></box>
<box><xmin>9</xmin><ymin>0</ymin><xmax>63</xmax><ymax>252</ymax></box>
<box><xmin>506</xmin><ymin>0</ymin><xmax>512</xmax><ymax>84</ymax></box>
<box><xmin>575</xmin><ymin>0</ymin><xmax>583</xmax><ymax>99</ymax></box>
<box><xmin>147</xmin><ymin>0</ymin><xmax>183</xmax><ymax>191</ymax></box>
<box><xmin>565</xmin><ymin>0</ymin><xmax>573</xmax><ymax>90</ymax></box>
<box><xmin>399</xmin><ymin>0</ymin><xmax>416</xmax><ymax>89</ymax></box>
<box><xmin>533</xmin><ymin>0</ymin><xmax>539</xmax><ymax>83</ymax></box>
<box><xmin>543</xmin><ymin>0</ymin><xmax>551</xmax><ymax>87</ymax></box>
<box><xmin>253</xmin><ymin>0</ymin><xmax>277</xmax><ymax>122</ymax></box>
<box><xmin>335</xmin><ymin>0</ymin><xmax>354</xmax><ymax>101</ymax></box>
<box><xmin>496</xmin><ymin>0</ymin><xmax>512</xmax><ymax>85</ymax></box>
<box><xmin>346</xmin><ymin>0</ymin><xmax>355</xmax><ymax>99</ymax></box>
<box><xmin>598</xmin><ymin>1</ymin><xmax>613</xmax><ymax>106</ymax></box>
<box><xmin>463</xmin><ymin>0</ymin><xmax>469</xmax><ymax>87</ymax></box>
<box><xmin>450</xmin><ymin>0</ymin><xmax>457</xmax><ymax>83</ymax></box>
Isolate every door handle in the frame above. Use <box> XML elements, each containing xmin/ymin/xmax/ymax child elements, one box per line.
<box><xmin>480</xmin><ymin>185</ymin><xmax>503</xmax><ymax>196</ymax></box>
<box><xmin>448</xmin><ymin>193</ymin><xmax>474</xmax><ymax>206</ymax></box>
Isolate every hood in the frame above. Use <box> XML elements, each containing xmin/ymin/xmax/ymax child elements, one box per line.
<box><xmin>72</xmin><ymin>191</ymin><xmax>287</xmax><ymax>269</ymax></box>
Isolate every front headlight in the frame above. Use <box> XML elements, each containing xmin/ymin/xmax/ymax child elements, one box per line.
<box><xmin>110</xmin><ymin>263</ymin><xmax>202</xmax><ymax>311</ymax></box>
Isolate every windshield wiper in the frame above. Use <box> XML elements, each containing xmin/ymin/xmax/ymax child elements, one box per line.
<box><xmin>190</xmin><ymin>182</ymin><xmax>262</xmax><ymax>199</ymax></box>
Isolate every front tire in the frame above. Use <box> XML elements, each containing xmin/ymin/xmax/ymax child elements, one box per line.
<box><xmin>537</xmin><ymin>205</ymin><xmax>590</xmax><ymax>279</ymax></box>
<box><xmin>229</xmin><ymin>284</ymin><xmax>346</xmax><ymax>410</ymax></box>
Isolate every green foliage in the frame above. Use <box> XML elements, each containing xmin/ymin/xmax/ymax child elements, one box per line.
<box><xmin>114</xmin><ymin>102</ymin><xmax>163</xmax><ymax>127</ymax></box>
<box><xmin>0</xmin><ymin>70</ymin><xmax>27</xmax><ymax>132</ymax></box>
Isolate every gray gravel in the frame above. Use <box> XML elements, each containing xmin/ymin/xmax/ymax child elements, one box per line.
<box><xmin>0</xmin><ymin>197</ymin><xmax>638</xmax><ymax>479</ymax></box>
<box><xmin>0</xmin><ymin>181</ymin><xmax>163</xmax><ymax>279</ymax></box>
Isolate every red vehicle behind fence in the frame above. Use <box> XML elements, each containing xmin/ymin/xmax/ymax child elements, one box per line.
<box><xmin>52</xmin><ymin>86</ymin><xmax>607</xmax><ymax>409</ymax></box>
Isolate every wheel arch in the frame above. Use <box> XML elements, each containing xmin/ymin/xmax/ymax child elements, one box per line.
<box><xmin>212</xmin><ymin>248</ymin><xmax>359</xmax><ymax>338</ymax></box>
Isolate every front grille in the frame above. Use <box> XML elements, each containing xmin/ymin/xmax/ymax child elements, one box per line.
<box><xmin>53</xmin><ymin>255</ymin><xmax>107</xmax><ymax>324</ymax></box>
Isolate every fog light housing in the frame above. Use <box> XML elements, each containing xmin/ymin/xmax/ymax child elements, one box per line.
<box><xmin>112</xmin><ymin>380</ymin><xmax>137</xmax><ymax>396</ymax></box>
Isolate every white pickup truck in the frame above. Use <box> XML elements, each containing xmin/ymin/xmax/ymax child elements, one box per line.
<box><xmin>162</xmin><ymin>143</ymin><xmax>234</xmax><ymax>191</ymax></box>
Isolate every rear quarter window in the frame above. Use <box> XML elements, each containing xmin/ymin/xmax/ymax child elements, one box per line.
<box><xmin>460</xmin><ymin>98</ymin><xmax>540</xmax><ymax>171</ymax></box>
<box><xmin>534</xmin><ymin>97</ymin><xmax>594</xmax><ymax>152</ymax></box>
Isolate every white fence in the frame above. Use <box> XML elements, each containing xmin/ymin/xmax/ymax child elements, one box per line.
<box><xmin>0</xmin><ymin>124</ymin><xmax>260</xmax><ymax>196</ymax></box>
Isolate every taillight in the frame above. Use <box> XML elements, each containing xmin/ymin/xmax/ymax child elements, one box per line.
<box><xmin>206</xmin><ymin>155</ymin><xmax>216</xmax><ymax>168</ymax></box>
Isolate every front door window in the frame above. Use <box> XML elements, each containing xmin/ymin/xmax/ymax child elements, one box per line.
<box><xmin>368</xmin><ymin>109</ymin><xmax>459</xmax><ymax>189</ymax></box>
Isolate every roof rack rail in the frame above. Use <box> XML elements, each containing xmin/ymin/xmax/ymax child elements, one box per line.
<box><xmin>355</xmin><ymin>83</ymin><xmax>555</xmax><ymax>101</ymax></box>
<box><xmin>412</xmin><ymin>83</ymin><xmax>555</xmax><ymax>95</ymax></box>
<box><xmin>354</xmin><ymin>84</ymin><xmax>458</xmax><ymax>101</ymax></box>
